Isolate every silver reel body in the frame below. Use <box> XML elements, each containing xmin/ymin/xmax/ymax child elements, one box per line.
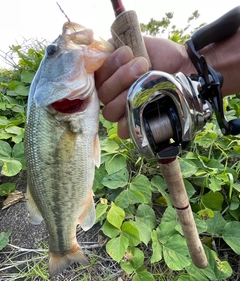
<box><xmin>127</xmin><ymin>71</ymin><xmax>212</xmax><ymax>159</ymax></box>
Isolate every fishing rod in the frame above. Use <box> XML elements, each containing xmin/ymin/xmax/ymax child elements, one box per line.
<box><xmin>110</xmin><ymin>0</ymin><xmax>209</xmax><ymax>269</ymax></box>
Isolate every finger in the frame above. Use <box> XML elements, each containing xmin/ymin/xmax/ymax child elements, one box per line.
<box><xmin>95</xmin><ymin>46</ymin><xmax>133</xmax><ymax>89</ymax></box>
<box><xmin>102</xmin><ymin>90</ymin><xmax>127</xmax><ymax>122</ymax></box>
<box><xmin>117</xmin><ymin>116</ymin><xmax>129</xmax><ymax>139</ymax></box>
<box><xmin>98</xmin><ymin>57</ymin><xmax>149</xmax><ymax>105</ymax></box>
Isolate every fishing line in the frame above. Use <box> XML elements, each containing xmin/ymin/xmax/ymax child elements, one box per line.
<box><xmin>57</xmin><ymin>1</ymin><xmax>147</xmax><ymax>74</ymax></box>
<box><xmin>56</xmin><ymin>2</ymin><xmax>71</xmax><ymax>22</ymax></box>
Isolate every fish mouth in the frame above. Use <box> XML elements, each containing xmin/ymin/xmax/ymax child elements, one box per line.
<box><xmin>51</xmin><ymin>98</ymin><xmax>89</xmax><ymax>114</ymax></box>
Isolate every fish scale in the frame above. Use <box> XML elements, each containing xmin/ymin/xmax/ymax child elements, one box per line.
<box><xmin>24</xmin><ymin>21</ymin><xmax>113</xmax><ymax>276</ymax></box>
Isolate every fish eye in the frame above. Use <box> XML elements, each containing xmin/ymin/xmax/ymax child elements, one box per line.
<box><xmin>46</xmin><ymin>44</ymin><xmax>58</xmax><ymax>56</ymax></box>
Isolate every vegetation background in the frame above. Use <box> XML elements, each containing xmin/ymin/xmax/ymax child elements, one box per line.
<box><xmin>1</xmin><ymin>10</ymin><xmax>240</xmax><ymax>281</ymax></box>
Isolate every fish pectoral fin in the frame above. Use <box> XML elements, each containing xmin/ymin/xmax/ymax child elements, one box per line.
<box><xmin>93</xmin><ymin>133</ymin><xmax>100</xmax><ymax>168</ymax></box>
<box><xmin>78</xmin><ymin>194</ymin><xmax>96</xmax><ymax>231</ymax></box>
<box><xmin>49</xmin><ymin>245</ymin><xmax>88</xmax><ymax>277</ymax></box>
<box><xmin>26</xmin><ymin>186</ymin><xmax>43</xmax><ymax>225</ymax></box>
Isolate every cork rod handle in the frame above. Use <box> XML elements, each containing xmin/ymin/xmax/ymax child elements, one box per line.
<box><xmin>110</xmin><ymin>5</ymin><xmax>152</xmax><ymax>68</ymax></box>
<box><xmin>160</xmin><ymin>159</ymin><xmax>208</xmax><ymax>268</ymax></box>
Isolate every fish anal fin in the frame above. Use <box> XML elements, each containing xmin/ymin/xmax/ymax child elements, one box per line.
<box><xmin>49</xmin><ymin>244</ymin><xmax>89</xmax><ymax>277</ymax></box>
<box><xmin>78</xmin><ymin>190</ymin><xmax>96</xmax><ymax>231</ymax></box>
<box><xmin>93</xmin><ymin>133</ymin><xmax>100</xmax><ymax>168</ymax></box>
<box><xmin>26</xmin><ymin>185</ymin><xmax>43</xmax><ymax>225</ymax></box>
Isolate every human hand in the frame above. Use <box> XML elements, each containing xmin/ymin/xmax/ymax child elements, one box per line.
<box><xmin>95</xmin><ymin>37</ymin><xmax>194</xmax><ymax>139</ymax></box>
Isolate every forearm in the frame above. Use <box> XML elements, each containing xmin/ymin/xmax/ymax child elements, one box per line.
<box><xmin>144</xmin><ymin>28</ymin><xmax>240</xmax><ymax>97</ymax></box>
<box><xmin>199</xmin><ymin>27</ymin><xmax>240</xmax><ymax>97</ymax></box>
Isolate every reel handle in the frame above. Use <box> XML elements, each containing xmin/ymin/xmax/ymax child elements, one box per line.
<box><xmin>192</xmin><ymin>6</ymin><xmax>240</xmax><ymax>51</ymax></box>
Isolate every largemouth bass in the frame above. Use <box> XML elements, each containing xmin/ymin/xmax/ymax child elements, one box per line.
<box><xmin>25</xmin><ymin>22</ymin><xmax>113</xmax><ymax>276</ymax></box>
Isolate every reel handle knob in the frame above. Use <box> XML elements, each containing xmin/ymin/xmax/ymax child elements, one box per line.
<box><xmin>192</xmin><ymin>6</ymin><xmax>240</xmax><ymax>51</ymax></box>
<box><xmin>229</xmin><ymin>119</ymin><xmax>240</xmax><ymax>135</ymax></box>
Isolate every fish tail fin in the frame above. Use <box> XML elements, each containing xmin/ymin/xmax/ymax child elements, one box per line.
<box><xmin>49</xmin><ymin>244</ymin><xmax>89</xmax><ymax>277</ymax></box>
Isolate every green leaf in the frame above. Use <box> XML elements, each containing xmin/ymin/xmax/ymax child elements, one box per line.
<box><xmin>0</xmin><ymin>116</ymin><xmax>9</xmax><ymax>127</ymax></box>
<box><xmin>5</xmin><ymin>126</ymin><xmax>23</xmax><ymax>135</ymax></box>
<box><xmin>182</xmin><ymin>264</ymin><xmax>209</xmax><ymax>281</ymax></box>
<box><xmin>106</xmin><ymin>235</ymin><xmax>129</xmax><ymax>262</ymax></box>
<box><xmin>163</xmin><ymin>234</ymin><xmax>191</xmax><ymax>270</ymax></box>
<box><xmin>151</xmin><ymin>176</ymin><xmax>172</xmax><ymax>206</ymax></box>
<box><xmin>208</xmin><ymin>176</ymin><xmax>222</xmax><ymax>192</ymax></box>
<box><xmin>115</xmin><ymin>189</ymin><xmax>145</xmax><ymax>209</ymax></box>
<box><xmin>0</xmin><ymin>183</ymin><xmax>16</xmax><ymax>196</ymax></box>
<box><xmin>0</xmin><ymin>140</ymin><xmax>11</xmax><ymax>159</ymax></box>
<box><xmin>136</xmin><ymin>204</ymin><xmax>156</xmax><ymax>229</ymax></box>
<box><xmin>1</xmin><ymin>159</ymin><xmax>22</xmax><ymax>176</ymax></box>
<box><xmin>93</xmin><ymin>165</ymin><xmax>107</xmax><ymax>191</ymax></box>
<box><xmin>201</xmin><ymin>245</ymin><xmax>232</xmax><ymax>280</ymax></box>
<box><xmin>101</xmin><ymin>220</ymin><xmax>120</xmax><ymax>239</ymax></box>
<box><xmin>205</xmin><ymin>211</ymin><xmax>226</xmax><ymax>236</ymax></box>
<box><xmin>179</xmin><ymin>158</ymin><xmax>198</xmax><ymax>178</ymax></box>
<box><xmin>151</xmin><ymin>230</ymin><xmax>162</xmax><ymax>263</ymax></box>
<box><xmin>105</xmin><ymin>154</ymin><xmax>126</xmax><ymax>175</ymax></box>
<box><xmin>229</xmin><ymin>194</ymin><xmax>239</xmax><ymax>211</ymax></box>
<box><xmin>130</xmin><ymin>175</ymin><xmax>152</xmax><ymax>204</ymax></box>
<box><xmin>132</xmin><ymin>270</ymin><xmax>155</xmax><ymax>281</ymax></box>
<box><xmin>122</xmin><ymin>221</ymin><xmax>141</xmax><ymax>246</ymax></box>
<box><xmin>157</xmin><ymin>222</ymin><xmax>179</xmax><ymax>244</ymax></box>
<box><xmin>107</xmin><ymin>203</ymin><xmax>125</xmax><ymax>229</ymax></box>
<box><xmin>184</xmin><ymin>179</ymin><xmax>196</xmax><ymax>198</ymax></box>
<box><xmin>201</xmin><ymin>191</ymin><xmax>224</xmax><ymax>211</ymax></box>
<box><xmin>129</xmin><ymin>247</ymin><xmax>144</xmax><ymax>270</ymax></box>
<box><xmin>21</xmin><ymin>70</ymin><xmax>35</xmax><ymax>83</ymax></box>
<box><xmin>12</xmin><ymin>142</ymin><xmax>26</xmax><ymax>168</ymax></box>
<box><xmin>120</xmin><ymin>259</ymin><xmax>134</xmax><ymax>274</ymax></box>
<box><xmin>222</xmin><ymin>221</ymin><xmax>240</xmax><ymax>254</ymax></box>
<box><xmin>233</xmin><ymin>182</ymin><xmax>240</xmax><ymax>192</ymax></box>
<box><xmin>0</xmin><ymin>230</ymin><xmax>12</xmax><ymax>250</ymax></box>
<box><xmin>0</xmin><ymin>131</ymin><xmax>12</xmax><ymax>140</ymax></box>
<box><xmin>100</xmin><ymin>138</ymin><xmax>119</xmax><ymax>153</ymax></box>
<box><xmin>102</xmin><ymin>168</ymin><xmax>129</xmax><ymax>189</ymax></box>
<box><xmin>95</xmin><ymin>203</ymin><xmax>108</xmax><ymax>221</ymax></box>
<box><xmin>132</xmin><ymin>221</ymin><xmax>152</xmax><ymax>246</ymax></box>
<box><xmin>198</xmin><ymin>208</ymin><xmax>214</xmax><ymax>220</ymax></box>
<box><xmin>161</xmin><ymin>206</ymin><xmax>178</xmax><ymax>226</ymax></box>
<box><xmin>120</xmin><ymin>258</ymin><xmax>134</xmax><ymax>274</ymax></box>
<box><xmin>195</xmin><ymin>130</ymin><xmax>218</xmax><ymax>148</ymax></box>
<box><xmin>199</xmin><ymin>156</ymin><xmax>224</xmax><ymax>172</ymax></box>
<box><xmin>13</xmin><ymin>83</ymin><xmax>29</xmax><ymax>96</ymax></box>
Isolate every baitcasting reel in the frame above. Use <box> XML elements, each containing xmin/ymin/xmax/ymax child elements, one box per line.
<box><xmin>127</xmin><ymin>6</ymin><xmax>240</xmax><ymax>159</ymax></box>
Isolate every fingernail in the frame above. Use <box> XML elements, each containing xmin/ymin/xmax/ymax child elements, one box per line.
<box><xmin>130</xmin><ymin>57</ymin><xmax>149</xmax><ymax>76</ymax></box>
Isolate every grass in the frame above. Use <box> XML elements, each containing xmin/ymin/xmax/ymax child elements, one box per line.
<box><xmin>0</xmin><ymin>232</ymin><xmax>124</xmax><ymax>281</ymax></box>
